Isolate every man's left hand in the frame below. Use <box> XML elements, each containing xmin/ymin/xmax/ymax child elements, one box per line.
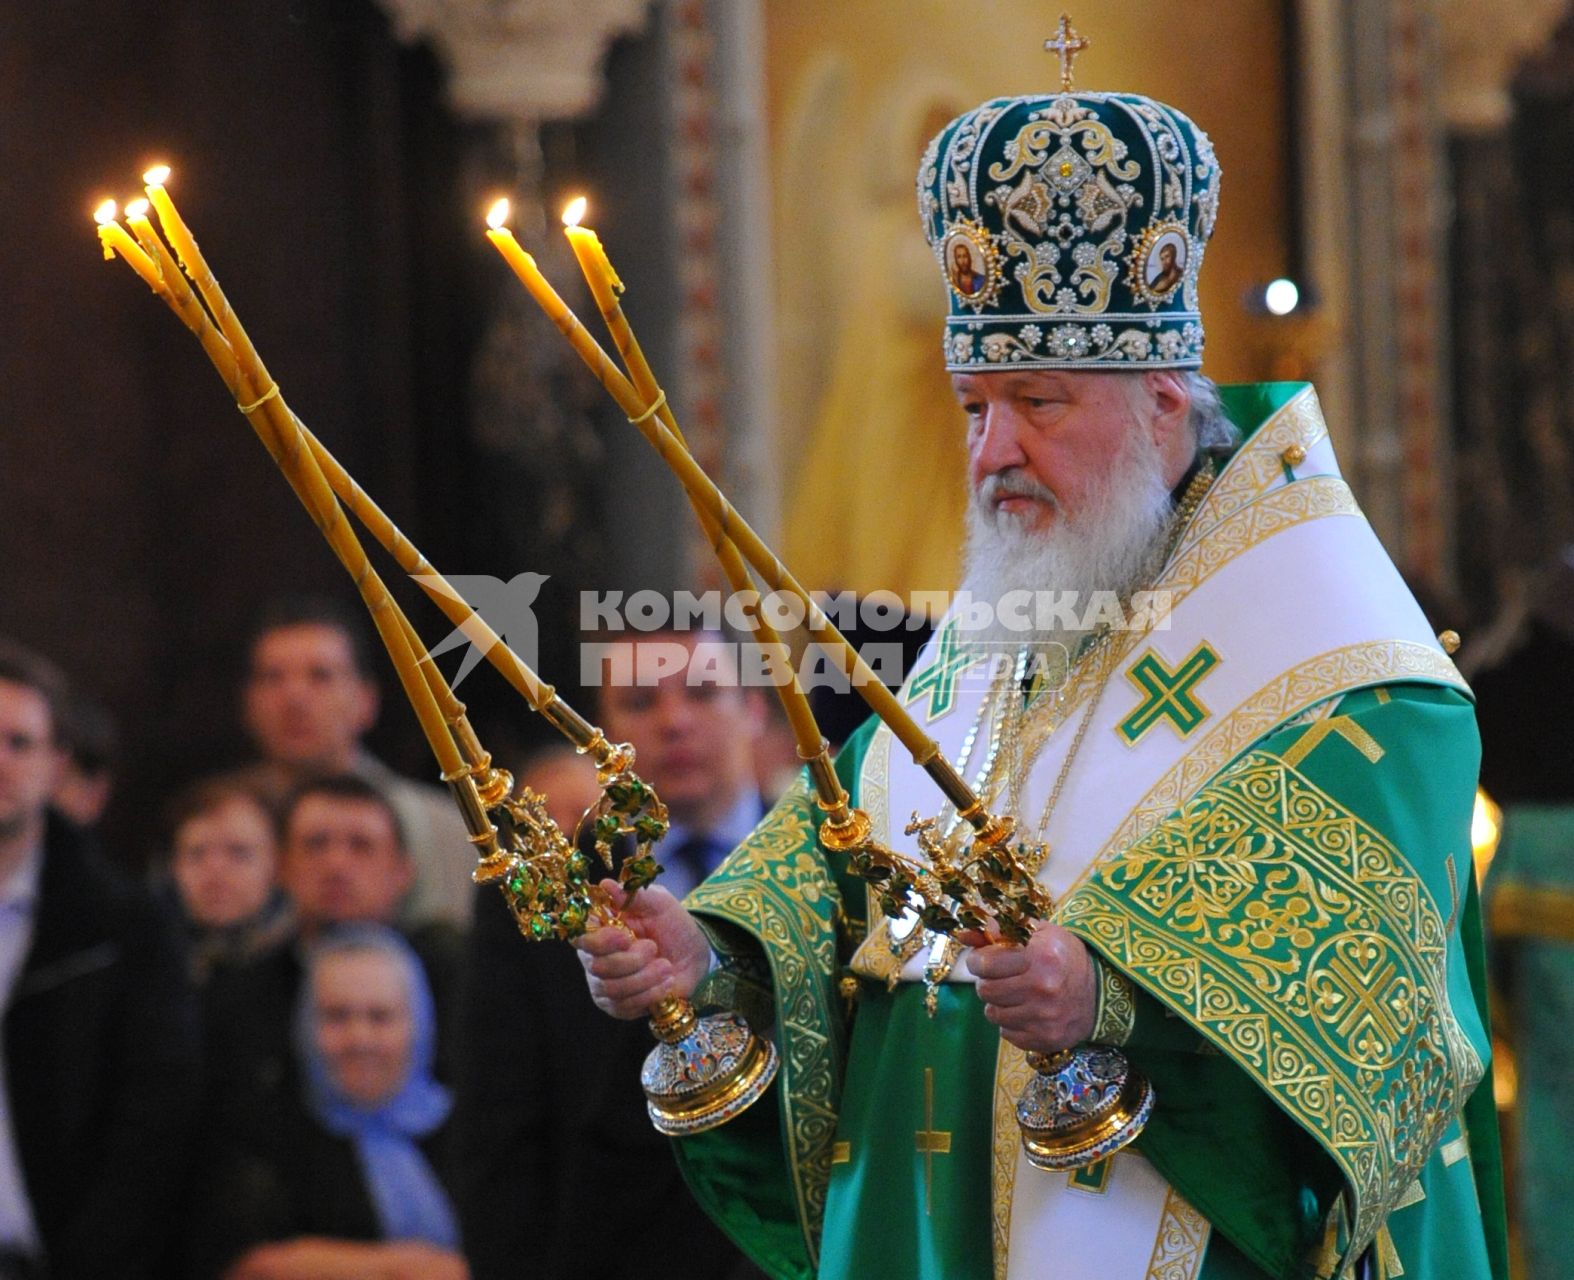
<box><xmin>963</xmin><ymin>923</ymin><xmax>1097</xmax><ymax>1053</ymax></box>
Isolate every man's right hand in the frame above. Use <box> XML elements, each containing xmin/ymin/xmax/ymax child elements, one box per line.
<box><xmin>572</xmin><ymin>879</ymin><xmax>712</xmax><ymax>1019</ymax></box>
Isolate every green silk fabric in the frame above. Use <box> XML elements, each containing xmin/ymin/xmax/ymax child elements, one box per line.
<box><xmin>1060</xmin><ymin>684</ymin><xmax>1504</xmax><ymax>1279</ymax></box>
<box><xmin>818</xmin><ymin>984</ymin><xmax>997</xmax><ymax>1280</ymax></box>
<box><xmin>1486</xmin><ymin>806</ymin><xmax>1574</xmax><ymax>1279</ymax></box>
<box><xmin>668</xmin><ymin>382</ymin><xmax>1504</xmax><ymax>1277</ymax></box>
<box><xmin>675</xmin><ymin>686</ymin><xmax>1504</xmax><ymax>1278</ymax></box>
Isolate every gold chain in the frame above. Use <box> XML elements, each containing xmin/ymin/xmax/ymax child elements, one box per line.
<box><xmin>901</xmin><ymin>458</ymin><xmax>1218</xmax><ymax>1002</ymax></box>
<box><xmin>1025</xmin><ymin>458</ymin><xmax>1216</xmax><ymax>845</ymax></box>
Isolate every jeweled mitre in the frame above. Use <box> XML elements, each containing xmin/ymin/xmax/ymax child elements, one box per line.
<box><xmin>918</xmin><ymin>91</ymin><xmax>1221</xmax><ymax>371</ymax></box>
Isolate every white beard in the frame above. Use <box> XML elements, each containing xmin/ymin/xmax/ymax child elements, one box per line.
<box><xmin>959</xmin><ymin>426</ymin><xmax>1176</xmax><ymax>666</ymax></box>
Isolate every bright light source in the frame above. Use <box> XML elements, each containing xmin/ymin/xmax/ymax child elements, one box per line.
<box><xmin>93</xmin><ymin>199</ymin><xmax>118</xmax><ymax>225</ymax></box>
<box><xmin>486</xmin><ymin>198</ymin><xmax>511</xmax><ymax>230</ymax></box>
<box><xmin>1264</xmin><ymin>278</ymin><xmax>1300</xmax><ymax>316</ymax></box>
<box><xmin>1471</xmin><ymin>787</ymin><xmax>1502</xmax><ymax>885</ymax></box>
<box><xmin>562</xmin><ymin>195</ymin><xmax>588</xmax><ymax>228</ymax></box>
<box><xmin>1470</xmin><ymin>791</ymin><xmax>1499</xmax><ymax>852</ymax></box>
<box><xmin>143</xmin><ymin>164</ymin><xmax>171</xmax><ymax>187</ymax></box>
<box><xmin>124</xmin><ymin>198</ymin><xmax>150</xmax><ymax>220</ymax></box>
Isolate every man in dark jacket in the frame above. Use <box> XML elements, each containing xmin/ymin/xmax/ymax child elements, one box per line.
<box><xmin>455</xmin><ymin>629</ymin><xmax>767</xmax><ymax>1280</ymax></box>
<box><xmin>0</xmin><ymin>638</ymin><xmax>199</xmax><ymax>1280</ymax></box>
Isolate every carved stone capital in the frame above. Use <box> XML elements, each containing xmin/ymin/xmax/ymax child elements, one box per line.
<box><xmin>1439</xmin><ymin>0</ymin><xmax>1567</xmax><ymax>131</ymax></box>
<box><xmin>378</xmin><ymin>0</ymin><xmax>654</xmax><ymax>122</ymax></box>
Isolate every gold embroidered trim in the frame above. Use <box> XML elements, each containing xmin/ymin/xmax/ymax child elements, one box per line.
<box><xmin>990</xmin><ymin>1040</ymin><xmax>1037</xmax><ymax>1280</ymax></box>
<box><xmin>684</xmin><ymin>777</ymin><xmax>845</xmax><ymax>1267</ymax></box>
<box><xmin>1059</xmin><ymin>639</ymin><xmax>1466</xmax><ymax>905</ymax></box>
<box><xmin>1091</xmin><ymin>955</ymin><xmax>1138</xmax><ymax>1045</ymax></box>
<box><xmin>1179</xmin><ymin>384</ymin><xmax>1328</xmax><ymax>554</ymax></box>
<box><xmin>1143</xmin><ymin>1186</ymin><xmax>1211</xmax><ymax>1280</ymax></box>
<box><xmin>1059</xmin><ymin>752</ymin><xmax>1484</xmax><ymax>1266</ymax></box>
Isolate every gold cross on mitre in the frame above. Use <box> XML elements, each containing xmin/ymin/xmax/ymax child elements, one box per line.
<box><xmin>1045</xmin><ymin>13</ymin><xmax>1090</xmax><ymax>91</ymax></box>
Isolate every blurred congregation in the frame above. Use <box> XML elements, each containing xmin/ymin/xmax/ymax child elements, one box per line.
<box><xmin>6</xmin><ymin>1</ymin><xmax>1574</xmax><ymax>1278</ymax></box>
<box><xmin>0</xmin><ymin>611</ymin><xmax>812</xmax><ymax>1280</ymax></box>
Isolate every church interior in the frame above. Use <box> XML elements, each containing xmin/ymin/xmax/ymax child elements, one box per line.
<box><xmin>4</xmin><ymin>2</ymin><xmax>1574</xmax><ymax>1276</ymax></box>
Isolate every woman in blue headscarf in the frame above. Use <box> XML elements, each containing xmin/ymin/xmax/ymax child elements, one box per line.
<box><xmin>196</xmin><ymin>923</ymin><xmax>467</xmax><ymax>1280</ymax></box>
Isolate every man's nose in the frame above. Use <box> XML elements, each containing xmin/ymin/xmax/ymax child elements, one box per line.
<box><xmin>319</xmin><ymin>842</ymin><xmax>357</xmax><ymax>873</ymax></box>
<box><xmin>653</xmin><ymin>687</ymin><xmax>696</xmax><ymax>733</ymax></box>
<box><xmin>971</xmin><ymin>406</ymin><xmax>1029</xmax><ymax>475</ymax></box>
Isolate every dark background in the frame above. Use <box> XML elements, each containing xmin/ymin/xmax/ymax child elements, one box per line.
<box><xmin>0</xmin><ymin>0</ymin><xmax>684</xmax><ymax>861</ymax></box>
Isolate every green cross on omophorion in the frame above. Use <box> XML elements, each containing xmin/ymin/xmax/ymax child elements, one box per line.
<box><xmin>1117</xmin><ymin>641</ymin><xmax>1221</xmax><ymax>744</ymax></box>
<box><xmin>906</xmin><ymin>619</ymin><xmax>983</xmax><ymax>722</ymax></box>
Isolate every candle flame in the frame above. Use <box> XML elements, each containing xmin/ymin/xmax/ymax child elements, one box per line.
<box><xmin>143</xmin><ymin>163</ymin><xmax>172</xmax><ymax>187</ymax></box>
<box><xmin>486</xmin><ymin>198</ymin><xmax>511</xmax><ymax>230</ymax></box>
<box><xmin>124</xmin><ymin>198</ymin><xmax>150</xmax><ymax>220</ymax></box>
<box><xmin>562</xmin><ymin>195</ymin><xmax>588</xmax><ymax>228</ymax></box>
<box><xmin>93</xmin><ymin>199</ymin><xmax>118</xmax><ymax>225</ymax></box>
<box><xmin>1471</xmin><ymin>787</ymin><xmax>1502</xmax><ymax>885</ymax></box>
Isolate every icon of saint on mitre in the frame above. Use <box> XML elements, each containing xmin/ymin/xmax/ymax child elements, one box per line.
<box><xmin>1134</xmin><ymin>222</ymin><xmax>1191</xmax><ymax>302</ymax></box>
<box><xmin>941</xmin><ymin>224</ymin><xmax>998</xmax><ymax>305</ymax></box>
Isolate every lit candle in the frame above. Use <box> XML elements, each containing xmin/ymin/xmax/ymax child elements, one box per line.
<box><xmin>560</xmin><ymin>197</ymin><xmax>827</xmax><ymax>760</ymax></box>
<box><xmin>132</xmin><ymin>167</ymin><xmax>465</xmax><ymax>778</ymax></box>
<box><xmin>561</xmin><ymin>195</ymin><xmax>623</xmax><ymax>297</ymax></box>
<box><xmin>488</xmin><ymin>198</ymin><xmax>934</xmax><ymax>762</ymax></box>
<box><xmin>121</xmin><ymin>197</ymin><xmax>243</xmax><ymax>384</ymax></box>
<box><xmin>139</xmin><ymin>164</ymin><xmax>201</xmax><ymax>284</ymax></box>
<box><xmin>93</xmin><ymin>199</ymin><xmax>163</xmax><ymax>292</ymax></box>
<box><xmin>116</xmin><ymin>190</ymin><xmax>549</xmax><ymax>732</ymax></box>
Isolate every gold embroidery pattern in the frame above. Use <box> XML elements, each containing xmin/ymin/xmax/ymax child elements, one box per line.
<box><xmin>685</xmin><ymin>777</ymin><xmax>846</xmax><ymax>1266</ymax></box>
<box><xmin>1058</xmin><ymin>754</ymin><xmax>1485</xmax><ymax>1264</ymax></box>
<box><xmin>1060</xmin><ymin>640</ymin><xmax>1466</xmax><ymax>905</ymax></box>
<box><xmin>1160</xmin><ymin>476</ymin><xmax>1360</xmax><ymax>605</ymax></box>
<box><xmin>990</xmin><ymin>1040</ymin><xmax>1036</xmax><ymax>1280</ymax></box>
<box><xmin>1092</xmin><ymin>957</ymin><xmax>1138</xmax><ymax>1045</ymax></box>
<box><xmin>855</xmin><ymin>721</ymin><xmax>897</xmax><ymax>968</ymax></box>
<box><xmin>1180</xmin><ymin>386</ymin><xmax>1328</xmax><ymax>552</ymax></box>
<box><xmin>1016</xmin><ymin>475</ymin><xmax>1364</xmax><ymax>765</ymax></box>
<box><xmin>1144</xmin><ymin>1187</ymin><xmax>1211</xmax><ymax>1280</ymax></box>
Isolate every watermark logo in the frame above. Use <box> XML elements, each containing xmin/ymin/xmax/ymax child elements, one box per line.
<box><xmin>418</xmin><ymin>572</ymin><xmax>549</xmax><ymax>687</ymax></box>
<box><xmin>415</xmin><ymin>577</ymin><xmax>1170</xmax><ymax>693</ymax></box>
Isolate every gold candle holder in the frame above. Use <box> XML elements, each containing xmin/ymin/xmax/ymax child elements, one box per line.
<box><xmin>641</xmin><ymin>996</ymin><xmax>780</xmax><ymax>1136</ymax></box>
<box><xmin>1016</xmin><ymin>1048</ymin><xmax>1155</xmax><ymax>1170</ymax></box>
<box><xmin>485</xmin><ymin>199</ymin><xmax>1150</xmax><ymax>1166</ymax></box>
<box><xmin>98</xmin><ymin>167</ymin><xmax>781</xmax><ymax>1138</ymax></box>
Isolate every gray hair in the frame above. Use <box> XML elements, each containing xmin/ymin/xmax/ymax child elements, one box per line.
<box><xmin>1185</xmin><ymin>371</ymin><xmax>1238</xmax><ymax>453</ymax></box>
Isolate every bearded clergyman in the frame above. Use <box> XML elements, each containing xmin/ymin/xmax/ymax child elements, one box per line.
<box><xmin>574</xmin><ymin>43</ymin><xmax>1507</xmax><ymax>1280</ymax></box>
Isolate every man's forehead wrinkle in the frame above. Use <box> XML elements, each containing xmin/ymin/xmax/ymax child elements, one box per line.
<box><xmin>952</xmin><ymin>371</ymin><xmax>1079</xmax><ymax>395</ymax></box>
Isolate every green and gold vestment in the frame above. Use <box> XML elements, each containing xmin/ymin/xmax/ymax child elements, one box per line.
<box><xmin>673</xmin><ymin>386</ymin><xmax>1507</xmax><ymax>1280</ymax></box>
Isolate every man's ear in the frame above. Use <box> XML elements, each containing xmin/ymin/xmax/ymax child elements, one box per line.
<box><xmin>393</xmin><ymin>851</ymin><xmax>416</xmax><ymax>898</ymax></box>
<box><xmin>1146</xmin><ymin>370</ymin><xmax>1194</xmax><ymax>485</ymax></box>
<box><xmin>743</xmin><ymin>687</ymin><xmax>770</xmax><ymax>741</ymax></box>
<box><xmin>351</xmin><ymin>676</ymin><xmax>380</xmax><ymax>737</ymax></box>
